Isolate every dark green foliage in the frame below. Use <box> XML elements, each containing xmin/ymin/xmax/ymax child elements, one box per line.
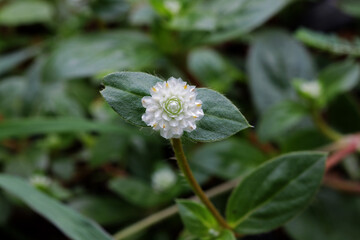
<box><xmin>1</xmin><ymin>1</ymin><xmax>359</xmax><ymax>239</ymax></box>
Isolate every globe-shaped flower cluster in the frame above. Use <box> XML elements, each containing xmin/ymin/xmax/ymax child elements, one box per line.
<box><xmin>141</xmin><ymin>77</ymin><xmax>204</xmax><ymax>139</ymax></box>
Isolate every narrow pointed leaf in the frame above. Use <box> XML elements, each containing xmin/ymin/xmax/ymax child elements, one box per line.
<box><xmin>296</xmin><ymin>28</ymin><xmax>360</xmax><ymax>57</ymax></box>
<box><xmin>0</xmin><ymin>118</ymin><xmax>133</xmax><ymax>140</ymax></box>
<box><xmin>0</xmin><ymin>46</ymin><xmax>40</xmax><ymax>76</ymax></box>
<box><xmin>318</xmin><ymin>60</ymin><xmax>360</xmax><ymax>103</ymax></box>
<box><xmin>0</xmin><ymin>175</ymin><xmax>112</xmax><ymax>240</ymax></box>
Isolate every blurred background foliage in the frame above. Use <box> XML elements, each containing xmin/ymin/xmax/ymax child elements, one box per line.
<box><xmin>0</xmin><ymin>0</ymin><xmax>360</xmax><ymax>239</ymax></box>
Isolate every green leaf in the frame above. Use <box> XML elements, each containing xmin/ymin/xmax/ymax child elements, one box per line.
<box><xmin>109</xmin><ymin>178</ymin><xmax>161</xmax><ymax>207</ymax></box>
<box><xmin>101</xmin><ymin>72</ymin><xmax>163</xmax><ymax>127</ymax></box>
<box><xmin>0</xmin><ymin>118</ymin><xmax>134</xmax><ymax>140</ymax></box>
<box><xmin>339</xmin><ymin>0</ymin><xmax>360</xmax><ymax>18</ymax></box>
<box><xmin>342</xmin><ymin>155</ymin><xmax>360</xmax><ymax>180</ymax></box>
<box><xmin>226</xmin><ymin>151</ymin><xmax>326</xmax><ymax>234</ymax></box>
<box><xmin>257</xmin><ymin>101</ymin><xmax>308</xmax><ymax>141</ymax></box>
<box><xmin>176</xmin><ymin>199</ymin><xmax>219</xmax><ymax>237</ymax></box>
<box><xmin>44</xmin><ymin>31</ymin><xmax>160</xmax><ymax>81</ymax></box>
<box><xmin>150</xmin><ymin>0</ymin><xmax>182</xmax><ymax>17</ymax></box>
<box><xmin>129</xmin><ymin>3</ymin><xmax>157</xmax><ymax>26</ymax></box>
<box><xmin>39</xmin><ymin>82</ymin><xmax>85</xmax><ymax>117</ymax></box>
<box><xmin>217</xmin><ymin>230</ymin><xmax>236</xmax><ymax>240</ymax></box>
<box><xmin>0</xmin><ymin>174</ymin><xmax>112</xmax><ymax>240</ymax></box>
<box><xmin>90</xmin><ymin>133</ymin><xmax>128</xmax><ymax>167</ymax></box>
<box><xmin>177</xmin><ymin>230</ymin><xmax>199</xmax><ymax>240</ymax></box>
<box><xmin>295</xmin><ymin>28</ymin><xmax>360</xmax><ymax>57</ymax></box>
<box><xmin>101</xmin><ymin>72</ymin><xmax>250</xmax><ymax>141</ymax></box>
<box><xmin>0</xmin><ymin>76</ymin><xmax>27</xmax><ymax>117</ymax></box>
<box><xmin>22</xmin><ymin>56</ymin><xmax>47</xmax><ymax>115</ymax></box>
<box><xmin>69</xmin><ymin>195</ymin><xmax>139</xmax><ymax>226</ymax></box>
<box><xmin>285</xmin><ymin>188</ymin><xmax>360</xmax><ymax>240</ymax></box>
<box><xmin>188</xmin><ymin>48</ymin><xmax>243</xmax><ymax>92</ymax></box>
<box><xmin>207</xmin><ymin>0</ymin><xmax>294</xmax><ymax>44</ymax></box>
<box><xmin>318</xmin><ymin>60</ymin><xmax>360</xmax><ymax>103</ymax></box>
<box><xmin>0</xmin><ymin>194</ymin><xmax>11</xmax><ymax>225</ymax></box>
<box><xmin>0</xmin><ymin>1</ymin><xmax>54</xmax><ymax>26</ymax></box>
<box><xmin>169</xmin><ymin>0</ymin><xmax>293</xmax><ymax>43</ymax></box>
<box><xmin>185</xmin><ymin>88</ymin><xmax>250</xmax><ymax>142</ymax></box>
<box><xmin>0</xmin><ymin>46</ymin><xmax>40</xmax><ymax>76</ymax></box>
<box><xmin>327</xmin><ymin>94</ymin><xmax>360</xmax><ymax>133</ymax></box>
<box><xmin>190</xmin><ymin>139</ymin><xmax>266</xmax><ymax>179</ymax></box>
<box><xmin>247</xmin><ymin>30</ymin><xmax>315</xmax><ymax>114</ymax></box>
<box><xmin>109</xmin><ymin>177</ymin><xmax>182</xmax><ymax>207</ymax></box>
<box><xmin>91</xmin><ymin>0</ymin><xmax>130</xmax><ymax>22</ymax></box>
<box><xmin>278</xmin><ymin>128</ymin><xmax>329</xmax><ymax>152</ymax></box>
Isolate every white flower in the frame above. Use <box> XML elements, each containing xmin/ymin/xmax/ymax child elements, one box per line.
<box><xmin>141</xmin><ymin>77</ymin><xmax>204</xmax><ymax>139</ymax></box>
<box><xmin>164</xmin><ymin>0</ymin><xmax>181</xmax><ymax>14</ymax></box>
<box><xmin>151</xmin><ymin>167</ymin><xmax>177</xmax><ymax>192</ymax></box>
<box><xmin>208</xmin><ymin>228</ymin><xmax>219</xmax><ymax>237</ymax></box>
<box><xmin>299</xmin><ymin>81</ymin><xmax>322</xmax><ymax>98</ymax></box>
<box><xmin>29</xmin><ymin>175</ymin><xmax>52</xmax><ymax>188</ymax></box>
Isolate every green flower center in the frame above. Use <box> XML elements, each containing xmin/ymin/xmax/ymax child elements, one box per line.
<box><xmin>163</xmin><ymin>97</ymin><xmax>183</xmax><ymax>117</ymax></box>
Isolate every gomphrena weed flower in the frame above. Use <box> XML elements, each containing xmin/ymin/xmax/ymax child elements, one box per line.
<box><xmin>29</xmin><ymin>175</ymin><xmax>52</xmax><ymax>189</ymax></box>
<box><xmin>141</xmin><ymin>77</ymin><xmax>204</xmax><ymax>139</ymax></box>
<box><xmin>298</xmin><ymin>81</ymin><xmax>322</xmax><ymax>98</ymax></box>
<box><xmin>151</xmin><ymin>167</ymin><xmax>177</xmax><ymax>192</ymax></box>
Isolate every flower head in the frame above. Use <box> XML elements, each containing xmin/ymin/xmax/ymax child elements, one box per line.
<box><xmin>29</xmin><ymin>175</ymin><xmax>52</xmax><ymax>189</ymax></box>
<box><xmin>151</xmin><ymin>167</ymin><xmax>177</xmax><ymax>192</ymax></box>
<box><xmin>164</xmin><ymin>0</ymin><xmax>181</xmax><ymax>14</ymax></box>
<box><xmin>298</xmin><ymin>81</ymin><xmax>322</xmax><ymax>98</ymax></box>
<box><xmin>141</xmin><ymin>77</ymin><xmax>204</xmax><ymax>139</ymax></box>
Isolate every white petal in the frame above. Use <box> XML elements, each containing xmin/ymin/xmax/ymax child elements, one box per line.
<box><xmin>154</xmin><ymin>109</ymin><xmax>162</xmax><ymax>118</ymax></box>
<box><xmin>169</xmin><ymin>120</ymin><xmax>178</xmax><ymax>127</ymax></box>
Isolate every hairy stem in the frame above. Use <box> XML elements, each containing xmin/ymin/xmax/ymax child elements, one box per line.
<box><xmin>170</xmin><ymin>138</ymin><xmax>231</xmax><ymax>230</ymax></box>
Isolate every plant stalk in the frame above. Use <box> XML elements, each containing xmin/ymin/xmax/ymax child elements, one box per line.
<box><xmin>323</xmin><ymin>174</ymin><xmax>360</xmax><ymax>194</ymax></box>
<box><xmin>311</xmin><ymin>110</ymin><xmax>342</xmax><ymax>141</ymax></box>
<box><xmin>325</xmin><ymin>138</ymin><xmax>359</xmax><ymax>171</ymax></box>
<box><xmin>170</xmin><ymin>138</ymin><xmax>231</xmax><ymax>230</ymax></box>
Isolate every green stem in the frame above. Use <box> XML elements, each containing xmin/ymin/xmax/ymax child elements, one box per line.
<box><xmin>170</xmin><ymin>138</ymin><xmax>231</xmax><ymax>230</ymax></box>
<box><xmin>113</xmin><ymin>205</ymin><xmax>178</xmax><ymax>240</ymax></box>
<box><xmin>311</xmin><ymin>110</ymin><xmax>342</xmax><ymax>141</ymax></box>
<box><xmin>112</xmin><ymin>177</ymin><xmax>241</xmax><ymax>240</ymax></box>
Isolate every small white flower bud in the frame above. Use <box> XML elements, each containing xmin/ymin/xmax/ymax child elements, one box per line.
<box><xmin>298</xmin><ymin>81</ymin><xmax>322</xmax><ymax>98</ymax></box>
<box><xmin>164</xmin><ymin>0</ymin><xmax>181</xmax><ymax>14</ymax></box>
<box><xmin>29</xmin><ymin>175</ymin><xmax>52</xmax><ymax>188</ymax></box>
<box><xmin>151</xmin><ymin>167</ymin><xmax>177</xmax><ymax>192</ymax></box>
<box><xmin>208</xmin><ymin>228</ymin><xmax>219</xmax><ymax>237</ymax></box>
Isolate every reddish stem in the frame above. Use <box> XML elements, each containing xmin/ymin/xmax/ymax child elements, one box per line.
<box><xmin>324</xmin><ymin>174</ymin><xmax>360</xmax><ymax>194</ymax></box>
<box><xmin>326</xmin><ymin>136</ymin><xmax>360</xmax><ymax>171</ymax></box>
<box><xmin>102</xmin><ymin>164</ymin><xmax>127</xmax><ymax>177</ymax></box>
<box><xmin>247</xmin><ymin>131</ymin><xmax>277</xmax><ymax>155</ymax></box>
